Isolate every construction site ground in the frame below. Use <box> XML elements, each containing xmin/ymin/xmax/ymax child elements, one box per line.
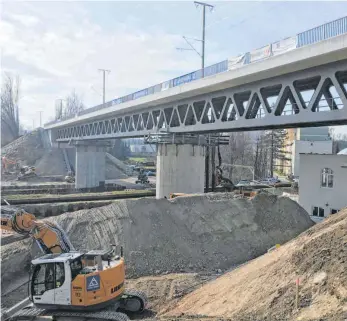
<box><xmin>1</xmin><ymin>196</ymin><xmax>345</xmax><ymax>321</ymax></box>
<box><xmin>1</xmin><ymin>272</ymin><xmax>218</xmax><ymax>314</ymax></box>
<box><xmin>1</xmin><ymin>192</ymin><xmax>317</xmax><ymax>318</ymax></box>
<box><xmin>2</xmin><ymin>208</ymin><xmax>345</xmax><ymax>321</ymax></box>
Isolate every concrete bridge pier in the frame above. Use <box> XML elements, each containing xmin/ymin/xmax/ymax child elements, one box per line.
<box><xmin>75</xmin><ymin>140</ymin><xmax>110</xmax><ymax>189</ymax></box>
<box><xmin>156</xmin><ymin>144</ymin><xmax>205</xmax><ymax>199</ymax></box>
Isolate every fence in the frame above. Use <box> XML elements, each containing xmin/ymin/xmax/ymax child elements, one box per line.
<box><xmin>45</xmin><ymin>15</ymin><xmax>347</xmax><ymax>127</ymax></box>
<box><xmin>297</xmin><ymin>16</ymin><xmax>347</xmax><ymax>47</ymax></box>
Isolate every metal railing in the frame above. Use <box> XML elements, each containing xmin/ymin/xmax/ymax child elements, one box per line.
<box><xmin>45</xmin><ymin>15</ymin><xmax>347</xmax><ymax>127</ymax></box>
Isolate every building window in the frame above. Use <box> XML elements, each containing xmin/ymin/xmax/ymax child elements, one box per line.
<box><xmin>321</xmin><ymin>168</ymin><xmax>333</xmax><ymax>188</ymax></box>
<box><xmin>312</xmin><ymin>206</ymin><xmax>325</xmax><ymax>217</ymax></box>
<box><xmin>330</xmin><ymin>209</ymin><xmax>339</xmax><ymax>214</ymax></box>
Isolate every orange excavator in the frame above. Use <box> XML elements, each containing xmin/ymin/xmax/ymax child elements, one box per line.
<box><xmin>1</xmin><ymin>206</ymin><xmax>147</xmax><ymax>321</ymax></box>
<box><xmin>1</xmin><ymin>156</ymin><xmax>17</xmax><ymax>174</ymax></box>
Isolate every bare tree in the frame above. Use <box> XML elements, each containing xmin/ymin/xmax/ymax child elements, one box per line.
<box><xmin>64</xmin><ymin>90</ymin><xmax>84</xmax><ymax>117</ymax></box>
<box><xmin>1</xmin><ymin>73</ymin><xmax>20</xmax><ymax>145</ymax></box>
<box><xmin>264</xmin><ymin>129</ymin><xmax>289</xmax><ymax>176</ymax></box>
<box><xmin>219</xmin><ymin>132</ymin><xmax>255</xmax><ymax>183</ymax></box>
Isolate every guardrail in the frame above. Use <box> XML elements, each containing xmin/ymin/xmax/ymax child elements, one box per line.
<box><xmin>46</xmin><ymin>15</ymin><xmax>347</xmax><ymax>127</ymax></box>
<box><xmin>297</xmin><ymin>15</ymin><xmax>347</xmax><ymax>47</ymax></box>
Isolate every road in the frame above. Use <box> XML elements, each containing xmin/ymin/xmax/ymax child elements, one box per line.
<box><xmin>107</xmin><ymin>176</ymin><xmax>156</xmax><ymax>189</ymax></box>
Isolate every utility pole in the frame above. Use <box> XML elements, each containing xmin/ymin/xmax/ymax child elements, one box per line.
<box><xmin>39</xmin><ymin>111</ymin><xmax>43</xmax><ymax>127</ymax></box>
<box><xmin>177</xmin><ymin>2</ymin><xmax>213</xmax><ymax>78</ymax></box>
<box><xmin>56</xmin><ymin>99</ymin><xmax>65</xmax><ymax>118</ymax></box>
<box><xmin>98</xmin><ymin>69</ymin><xmax>111</xmax><ymax>105</ymax></box>
<box><xmin>194</xmin><ymin>1</ymin><xmax>214</xmax><ymax>78</ymax></box>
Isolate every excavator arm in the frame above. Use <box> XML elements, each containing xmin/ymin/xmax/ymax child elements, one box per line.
<box><xmin>1</xmin><ymin>206</ymin><xmax>74</xmax><ymax>254</ymax></box>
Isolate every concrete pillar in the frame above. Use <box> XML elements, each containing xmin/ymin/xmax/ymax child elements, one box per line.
<box><xmin>156</xmin><ymin>144</ymin><xmax>205</xmax><ymax>199</ymax></box>
<box><xmin>75</xmin><ymin>141</ymin><xmax>107</xmax><ymax>189</ymax></box>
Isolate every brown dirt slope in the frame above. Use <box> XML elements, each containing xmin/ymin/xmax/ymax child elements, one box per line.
<box><xmin>126</xmin><ymin>273</ymin><xmax>215</xmax><ymax>315</ymax></box>
<box><xmin>165</xmin><ymin>208</ymin><xmax>347</xmax><ymax>321</ymax></box>
<box><xmin>1</xmin><ymin>130</ymin><xmax>46</xmax><ymax>167</ymax></box>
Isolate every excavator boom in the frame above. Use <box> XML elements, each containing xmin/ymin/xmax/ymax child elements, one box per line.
<box><xmin>1</xmin><ymin>206</ymin><xmax>74</xmax><ymax>254</ymax></box>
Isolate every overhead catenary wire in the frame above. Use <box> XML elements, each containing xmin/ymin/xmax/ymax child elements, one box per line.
<box><xmin>206</xmin><ymin>2</ymin><xmax>282</xmax><ymax>31</ymax></box>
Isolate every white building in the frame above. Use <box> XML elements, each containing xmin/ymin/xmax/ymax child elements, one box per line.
<box><xmin>292</xmin><ymin>140</ymin><xmax>333</xmax><ymax>176</ymax></box>
<box><xmin>299</xmin><ymin>153</ymin><xmax>347</xmax><ymax>222</ymax></box>
<box><xmin>291</xmin><ymin>126</ymin><xmax>332</xmax><ymax>176</ymax></box>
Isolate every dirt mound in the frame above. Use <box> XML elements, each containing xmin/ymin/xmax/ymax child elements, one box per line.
<box><xmin>165</xmin><ymin>208</ymin><xmax>347</xmax><ymax>321</ymax></box>
<box><xmin>106</xmin><ymin>161</ymin><xmax>128</xmax><ymax>179</ymax></box>
<box><xmin>1</xmin><ymin>130</ymin><xmax>46</xmax><ymax>167</ymax></box>
<box><xmin>35</xmin><ymin>149</ymin><xmax>67</xmax><ymax>176</ymax></box>
<box><xmin>0</xmin><ymin>193</ymin><xmax>313</xmax><ymax>293</ymax></box>
<box><xmin>49</xmin><ymin>193</ymin><xmax>312</xmax><ymax>277</ymax></box>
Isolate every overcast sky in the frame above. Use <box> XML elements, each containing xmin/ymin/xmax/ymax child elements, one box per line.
<box><xmin>1</xmin><ymin>0</ymin><xmax>347</xmax><ymax>134</ymax></box>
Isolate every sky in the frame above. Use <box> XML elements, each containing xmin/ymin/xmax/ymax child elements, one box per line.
<box><xmin>1</xmin><ymin>0</ymin><xmax>347</xmax><ymax>134</ymax></box>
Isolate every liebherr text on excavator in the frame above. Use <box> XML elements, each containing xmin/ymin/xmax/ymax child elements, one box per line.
<box><xmin>1</xmin><ymin>206</ymin><xmax>147</xmax><ymax>321</ymax></box>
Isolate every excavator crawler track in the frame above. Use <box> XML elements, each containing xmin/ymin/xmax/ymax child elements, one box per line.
<box><xmin>121</xmin><ymin>289</ymin><xmax>148</xmax><ymax>312</ymax></box>
<box><xmin>10</xmin><ymin>306</ymin><xmax>130</xmax><ymax>321</ymax></box>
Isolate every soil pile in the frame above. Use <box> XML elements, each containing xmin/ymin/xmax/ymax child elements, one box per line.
<box><xmin>106</xmin><ymin>161</ymin><xmax>128</xmax><ymax>179</ymax></box>
<box><xmin>51</xmin><ymin>193</ymin><xmax>312</xmax><ymax>277</ymax></box>
<box><xmin>1</xmin><ymin>193</ymin><xmax>313</xmax><ymax>295</ymax></box>
<box><xmin>35</xmin><ymin>149</ymin><xmax>67</xmax><ymax>176</ymax></box>
<box><xmin>166</xmin><ymin>208</ymin><xmax>347</xmax><ymax>321</ymax></box>
<box><xmin>1</xmin><ymin>130</ymin><xmax>46</xmax><ymax>167</ymax></box>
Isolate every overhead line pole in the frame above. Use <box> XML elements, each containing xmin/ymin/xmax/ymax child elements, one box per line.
<box><xmin>98</xmin><ymin>69</ymin><xmax>111</xmax><ymax>105</ymax></box>
<box><xmin>194</xmin><ymin>1</ymin><xmax>214</xmax><ymax>78</ymax></box>
<box><xmin>39</xmin><ymin>111</ymin><xmax>43</xmax><ymax>127</ymax></box>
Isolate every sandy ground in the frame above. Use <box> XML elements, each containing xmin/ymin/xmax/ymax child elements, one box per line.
<box><xmin>109</xmin><ymin>177</ymin><xmax>156</xmax><ymax>189</ymax></box>
<box><xmin>165</xmin><ymin>209</ymin><xmax>347</xmax><ymax>321</ymax></box>
<box><xmin>1</xmin><ymin>273</ymin><xmax>216</xmax><ymax>315</ymax></box>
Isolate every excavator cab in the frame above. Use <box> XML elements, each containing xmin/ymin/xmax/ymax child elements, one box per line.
<box><xmin>28</xmin><ymin>250</ymin><xmax>128</xmax><ymax>310</ymax></box>
<box><xmin>30</xmin><ymin>253</ymin><xmax>80</xmax><ymax>307</ymax></box>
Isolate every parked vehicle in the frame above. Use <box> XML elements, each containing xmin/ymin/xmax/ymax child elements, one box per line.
<box><xmin>260</xmin><ymin>177</ymin><xmax>281</xmax><ymax>185</ymax></box>
<box><xmin>236</xmin><ymin>180</ymin><xmax>251</xmax><ymax>187</ymax></box>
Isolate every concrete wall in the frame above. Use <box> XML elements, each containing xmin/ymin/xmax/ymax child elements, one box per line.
<box><xmin>40</xmin><ymin>128</ymin><xmax>52</xmax><ymax>149</ymax></box>
<box><xmin>292</xmin><ymin>140</ymin><xmax>333</xmax><ymax>176</ymax></box>
<box><xmin>156</xmin><ymin>144</ymin><xmax>205</xmax><ymax>199</ymax></box>
<box><xmin>75</xmin><ymin>144</ymin><xmax>106</xmax><ymax>188</ymax></box>
<box><xmin>299</xmin><ymin>154</ymin><xmax>347</xmax><ymax>222</ymax></box>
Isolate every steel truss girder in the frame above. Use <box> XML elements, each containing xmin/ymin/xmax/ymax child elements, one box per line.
<box><xmin>56</xmin><ymin>60</ymin><xmax>347</xmax><ymax>141</ymax></box>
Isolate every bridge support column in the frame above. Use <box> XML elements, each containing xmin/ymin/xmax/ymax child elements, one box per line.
<box><xmin>75</xmin><ymin>141</ymin><xmax>109</xmax><ymax>189</ymax></box>
<box><xmin>156</xmin><ymin>144</ymin><xmax>205</xmax><ymax>199</ymax></box>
